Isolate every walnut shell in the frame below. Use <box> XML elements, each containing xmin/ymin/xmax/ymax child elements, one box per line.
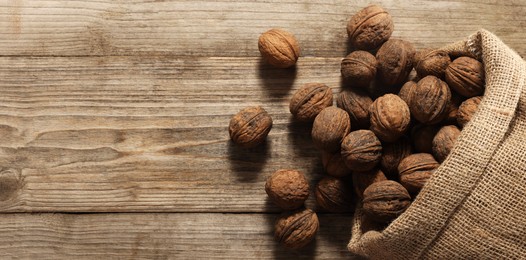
<box><xmin>457</xmin><ymin>96</ymin><xmax>482</xmax><ymax>127</ymax></box>
<box><xmin>336</xmin><ymin>88</ymin><xmax>373</xmax><ymax>130</ymax></box>
<box><xmin>341</xmin><ymin>51</ymin><xmax>377</xmax><ymax>87</ymax></box>
<box><xmin>445</xmin><ymin>56</ymin><xmax>485</xmax><ymax>97</ymax></box>
<box><xmin>362</xmin><ymin>180</ymin><xmax>411</xmax><ymax>223</ymax></box>
<box><xmin>398</xmin><ymin>153</ymin><xmax>439</xmax><ymax>193</ymax></box>
<box><xmin>415</xmin><ymin>49</ymin><xmax>451</xmax><ymax>78</ymax></box>
<box><xmin>265</xmin><ymin>169</ymin><xmax>310</xmax><ymax>210</ymax></box>
<box><xmin>411</xmin><ymin>124</ymin><xmax>440</xmax><ymax>153</ymax></box>
<box><xmin>376</xmin><ymin>39</ymin><xmax>415</xmax><ymax>87</ymax></box>
<box><xmin>380</xmin><ymin>136</ymin><xmax>412</xmax><ymax>176</ymax></box>
<box><xmin>312</xmin><ymin>107</ymin><xmax>351</xmax><ymax>152</ymax></box>
<box><xmin>289</xmin><ymin>83</ymin><xmax>333</xmax><ymax>122</ymax></box>
<box><xmin>352</xmin><ymin>169</ymin><xmax>387</xmax><ymax>199</ymax></box>
<box><xmin>406</xmin><ymin>76</ymin><xmax>451</xmax><ymax>125</ymax></box>
<box><xmin>347</xmin><ymin>5</ymin><xmax>394</xmax><ymax>50</ymax></box>
<box><xmin>341</xmin><ymin>130</ymin><xmax>382</xmax><ymax>172</ymax></box>
<box><xmin>370</xmin><ymin>94</ymin><xmax>411</xmax><ymax>142</ymax></box>
<box><xmin>275</xmin><ymin>208</ymin><xmax>319</xmax><ymax>249</ymax></box>
<box><xmin>315</xmin><ymin>177</ymin><xmax>353</xmax><ymax>212</ymax></box>
<box><xmin>321</xmin><ymin>151</ymin><xmax>352</xmax><ymax>178</ymax></box>
<box><xmin>258</xmin><ymin>28</ymin><xmax>300</xmax><ymax>68</ymax></box>
<box><xmin>398</xmin><ymin>81</ymin><xmax>416</xmax><ymax>105</ymax></box>
<box><xmin>432</xmin><ymin>125</ymin><xmax>461</xmax><ymax>162</ymax></box>
<box><xmin>229</xmin><ymin>106</ymin><xmax>273</xmax><ymax>148</ymax></box>
<box><xmin>443</xmin><ymin>92</ymin><xmax>464</xmax><ymax>125</ymax></box>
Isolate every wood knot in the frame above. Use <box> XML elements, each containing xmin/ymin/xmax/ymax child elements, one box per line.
<box><xmin>0</xmin><ymin>168</ymin><xmax>22</xmax><ymax>201</ymax></box>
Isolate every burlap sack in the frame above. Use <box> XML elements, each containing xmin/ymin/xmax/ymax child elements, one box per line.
<box><xmin>348</xmin><ymin>29</ymin><xmax>526</xmax><ymax>259</ymax></box>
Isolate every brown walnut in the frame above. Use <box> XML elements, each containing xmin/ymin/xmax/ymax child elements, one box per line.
<box><xmin>336</xmin><ymin>88</ymin><xmax>373</xmax><ymax>130</ymax></box>
<box><xmin>265</xmin><ymin>169</ymin><xmax>310</xmax><ymax>210</ymax></box>
<box><xmin>406</xmin><ymin>75</ymin><xmax>451</xmax><ymax>125</ymax></box>
<box><xmin>341</xmin><ymin>130</ymin><xmax>382</xmax><ymax>172</ymax></box>
<box><xmin>229</xmin><ymin>106</ymin><xmax>273</xmax><ymax>148</ymax></box>
<box><xmin>398</xmin><ymin>153</ymin><xmax>439</xmax><ymax>193</ymax></box>
<box><xmin>341</xmin><ymin>51</ymin><xmax>377</xmax><ymax>87</ymax></box>
<box><xmin>445</xmin><ymin>56</ymin><xmax>485</xmax><ymax>97</ymax></box>
<box><xmin>352</xmin><ymin>169</ymin><xmax>387</xmax><ymax>199</ymax></box>
<box><xmin>370</xmin><ymin>94</ymin><xmax>411</xmax><ymax>142</ymax></box>
<box><xmin>398</xmin><ymin>80</ymin><xmax>416</xmax><ymax>105</ymax></box>
<box><xmin>362</xmin><ymin>180</ymin><xmax>411</xmax><ymax>223</ymax></box>
<box><xmin>414</xmin><ymin>49</ymin><xmax>451</xmax><ymax>78</ymax></box>
<box><xmin>347</xmin><ymin>5</ymin><xmax>394</xmax><ymax>51</ymax></box>
<box><xmin>289</xmin><ymin>83</ymin><xmax>333</xmax><ymax>122</ymax></box>
<box><xmin>432</xmin><ymin>125</ymin><xmax>461</xmax><ymax>162</ymax></box>
<box><xmin>380</xmin><ymin>136</ymin><xmax>412</xmax><ymax>176</ymax></box>
<box><xmin>312</xmin><ymin>107</ymin><xmax>351</xmax><ymax>152</ymax></box>
<box><xmin>443</xmin><ymin>92</ymin><xmax>464</xmax><ymax>125</ymax></box>
<box><xmin>457</xmin><ymin>96</ymin><xmax>482</xmax><ymax>127</ymax></box>
<box><xmin>321</xmin><ymin>151</ymin><xmax>352</xmax><ymax>178</ymax></box>
<box><xmin>275</xmin><ymin>208</ymin><xmax>319</xmax><ymax>249</ymax></box>
<box><xmin>411</xmin><ymin>124</ymin><xmax>440</xmax><ymax>153</ymax></box>
<box><xmin>258</xmin><ymin>28</ymin><xmax>300</xmax><ymax>68</ymax></box>
<box><xmin>315</xmin><ymin>177</ymin><xmax>353</xmax><ymax>213</ymax></box>
<box><xmin>376</xmin><ymin>39</ymin><xmax>415</xmax><ymax>87</ymax></box>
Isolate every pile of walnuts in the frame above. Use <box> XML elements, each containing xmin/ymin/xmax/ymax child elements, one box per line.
<box><xmin>229</xmin><ymin>4</ymin><xmax>485</xmax><ymax>249</ymax></box>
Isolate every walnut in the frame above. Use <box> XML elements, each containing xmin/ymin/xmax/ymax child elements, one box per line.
<box><xmin>457</xmin><ymin>96</ymin><xmax>482</xmax><ymax>127</ymax></box>
<box><xmin>370</xmin><ymin>94</ymin><xmax>411</xmax><ymax>142</ymax></box>
<box><xmin>315</xmin><ymin>177</ymin><xmax>353</xmax><ymax>212</ymax></box>
<box><xmin>432</xmin><ymin>125</ymin><xmax>461</xmax><ymax>162</ymax></box>
<box><xmin>321</xmin><ymin>151</ymin><xmax>352</xmax><ymax>178</ymax></box>
<box><xmin>341</xmin><ymin>51</ymin><xmax>377</xmax><ymax>87</ymax></box>
<box><xmin>275</xmin><ymin>208</ymin><xmax>319</xmax><ymax>249</ymax></box>
<box><xmin>336</xmin><ymin>88</ymin><xmax>373</xmax><ymax>130</ymax></box>
<box><xmin>229</xmin><ymin>106</ymin><xmax>273</xmax><ymax>148</ymax></box>
<box><xmin>258</xmin><ymin>28</ymin><xmax>300</xmax><ymax>68</ymax></box>
<box><xmin>265</xmin><ymin>169</ymin><xmax>310</xmax><ymax>210</ymax></box>
<box><xmin>443</xmin><ymin>92</ymin><xmax>464</xmax><ymax>125</ymax></box>
<box><xmin>341</xmin><ymin>130</ymin><xmax>382</xmax><ymax>172</ymax></box>
<box><xmin>405</xmin><ymin>75</ymin><xmax>451</xmax><ymax>125</ymax></box>
<box><xmin>352</xmin><ymin>169</ymin><xmax>387</xmax><ymax>199</ymax></box>
<box><xmin>312</xmin><ymin>107</ymin><xmax>351</xmax><ymax>152</ymax></box>
<box><xmin>347</xmin><ymin>5</ymin><xmax>394</xmax><ymax>51</ymax></box>
<box><xmin>398</xmin><ymin>153</ymin><xmax>439</xmax><ymax>193</ymax></box>
<box><xmin>362</xmin><ymin>180</ymin><xmax>411</xmax><ymax>223</ymax></box>
<box><xmin>411</xmin><ymin>124</ymin><xmax>439</xmax><ymax>153</ymax></box>
<box><xmin>380</xmin><ymin>136</ymin><xmax>412</xmax><ymax>176</ymax></box>
<box><xmin>398</xmin><ymin>80</ymin><xmax>416</xmax><ymax>105</ymax></box>
<box><xmin>445</xmin><ymin>56</ymin><xmax>485</xmax><ymax>97</ymax></box>
<box><xmin>414</xmin><ymin>49</ymin><xmax>451</xmax><ymax>78</ymax></box>
<box><xmin>289</xmin><ymin>83</ymin><xmax>333</xmax><ymax>122</ymax></box>
<box><xmin>376</xmin><ymin>39</ymin><xmax>415</xmax><ymax>87</ymax></box>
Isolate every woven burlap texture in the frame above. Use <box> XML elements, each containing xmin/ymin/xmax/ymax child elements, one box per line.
<box><xmin>348</xmin><ymin>30</ymin><xmax>526</xmax><ymax>259</ymax></box>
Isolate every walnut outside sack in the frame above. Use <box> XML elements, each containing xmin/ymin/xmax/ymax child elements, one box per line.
<box><xmin>348</xmin><ymin>30</ymin><xmax>526</xmax><ymax>259</ymax></box>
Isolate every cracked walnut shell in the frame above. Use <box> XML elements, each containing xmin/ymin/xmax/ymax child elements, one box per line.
<box><xmin>258</xmin><ymin>28</ymin><xmax>300</xmax><ymax>68</ymax></box>
<box><xmin>265</xmin><ymin>169</ymin><xmax>309</xmax><ymax>210</ymax></box>
<box><xmin>229</xmin><ymin>106</ymin><xmax>273</xmax><ymax>148</ymax></box>
<box><xmin>289</xmin><ymin>83</ymin><xmax>333</xmax><ymax>122</ymax></box>
<box><xmin>275</xmin><ymin>208</ymin><xmax>319</xmax><ymax>249</ymax></box>
<box><xmin>347</xmin><ymin>5</ymin><xmax>394</xmax><ymax>50</ymax></box>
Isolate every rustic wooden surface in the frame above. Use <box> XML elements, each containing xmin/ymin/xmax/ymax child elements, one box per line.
<box><xmin>0</xmin><ymin>0</ymin><xmax>525</xmax><ymax>258</ymax></box>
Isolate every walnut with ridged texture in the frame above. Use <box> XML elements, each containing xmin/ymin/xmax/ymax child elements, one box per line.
<box><xmin>275</xmin><ymin>208</ymin><xmax>319</xmax><ymax>249</ymax></box>
<box><xmin>265</xmin><ymin>169</ymin><xmax>309</xmax><ymax>210</ymax></box>
<box><xmin>315</xmin><ymin>177</ymin><xmax>353</xmax><ymax>212</ymax></box>
<box><xmin>289</xmin><ymin>83</ymin><xmax>333</xmax><ymax>122</ymax></box>
<box><xmin>362</xmin><ymin>180</ymin><xmax>411</xmax><ymax>223</ymax></box>
<box><xmin>341</xmin><ymin>51</ymin><xmax>377</xmax><ymax>87</ymax></box>
<box><xmin>457</xmin><ymin>96</ymin><xmax>482</xmax><ymax>127</ymax></box>
<box><xmin>337</xmin><ymin>88</ymin><xmax>373</xmax><ymax>130</ymax></box>
<box><xmin>321</xmin><ymin>151</ymin><xmax>352</xmax><ymax>178</ymax></box>
<box><xmin>347</xmin><ymin>5</ymin><xmax>394</xmax><ymax>51</ymax></box>
<box><xmin>414</xmin><ymin>49</ymin><xmax>451</xmax><ymax>78</ymax></box>
<box><xmin>405</xmin><ymin>76</ymin><xmax>451</xmax><ymax>125</ymax></box>
<box><xmin>376</xmin><ymin>39</ymin><xmax>415</xmax><ymax>87</ymax></box>
<box><xmin>432</xmin><ymin>125</ymin><xmax>461</xmax><ymax>162</ymax></box>
<box><xmin>341</xmin><ymin>130</ymin><xmax>382</xmax><ymax>172</ymax></box>
<box><xmin>445</xmin><ymin>56</ymin><xmax>485</xmax><ymax>98</ymax></box>
<box><xmin>258</xmin><ymin>28</ymin><xmax>300</xmax><ymax>68</ymax></box>
<box><xmin>352</xmin><ymin>169</ymin><xmax>387</xmax><ymax>199</ymax></box>
<box><xmin>380</xmin><ymin>136</ymin><xmax>412</xmax><ymax>176</ymax></box>
<box><xmin>398</xmin><ymin>153</ymin><xmax>439</xmax><ymax>193</ymax></box>
<box><xmin>369</xmin><ymin>94</ymin><xmax>411</xmax><ymax>142</ymax></box>
<box><xmin>229</xmin><ymin>106</ymin><xmax>273</xmax><ymax>148</ymax></box>
<box><xmin>312</xmin><ymin>107</ymin><xmax>351</xmax><ymax>152</ymax></box>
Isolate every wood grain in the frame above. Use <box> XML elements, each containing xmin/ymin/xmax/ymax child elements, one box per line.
<box><xmin>0</xmin><ymin>0</ymin><xmax>525</xmax><ymax>57</ymax></box>
<box><xmin>0</xmin><ymin>213</ymin><xmax>356</xmax><ymax>259</ymax></box>
<box><xmin>0</xmin><ymin>56</ymin><xmax>341</xmax><ymax>212</ymax></box>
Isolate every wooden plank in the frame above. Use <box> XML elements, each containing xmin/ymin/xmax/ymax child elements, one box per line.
<box><xmin>0</xmin><ymin>213</ymin><xmax>355</xmax><ymax>259</ymax></box>
<box><xmin>0</xmin><ymin>0</ymin><xmax>525</xmax><ymax>57</ymax></box>
<box><xmin>0</xmin><ymin>56</ymin><xmax>342</xmax><ymax>212</ymax></box>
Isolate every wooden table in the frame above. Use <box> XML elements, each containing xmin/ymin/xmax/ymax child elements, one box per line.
<box><xmin>0</xmin><ymin>1</ymin><xmax>524</xmax><ymax>258</ymax></box>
